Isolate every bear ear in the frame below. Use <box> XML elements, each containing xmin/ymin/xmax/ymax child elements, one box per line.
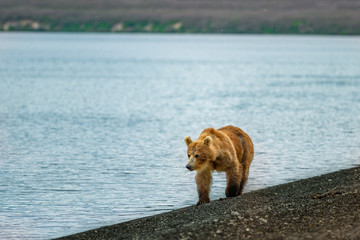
<box><xmin>184</xmin><ymin>136</ymin><xmax>192</xmax><ymax>146</ymax></box>
<box><xmin>204</xmin><ymin>136</ymin><xmax>212</xmax><ymax>146</ymax></box>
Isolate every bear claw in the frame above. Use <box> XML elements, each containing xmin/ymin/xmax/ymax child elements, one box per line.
<box><xmin>196</xmin><ymin>200</ymin><xmax>210</xmax><ymax>206</ymax></box>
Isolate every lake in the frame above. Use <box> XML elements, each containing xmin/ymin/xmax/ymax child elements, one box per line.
<box><xmin>0</xmin><ymin>33</ymin><xmax>359</xmax><ymax>239</ymax></box>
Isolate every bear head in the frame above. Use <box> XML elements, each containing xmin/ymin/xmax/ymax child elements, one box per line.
<box><xmin>184</xmin><ymin>135</ymin><xmax>213</xmax><ymax>171</ymax></box>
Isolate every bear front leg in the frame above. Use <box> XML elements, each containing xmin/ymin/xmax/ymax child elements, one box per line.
<box><xmin>195</xmin><ymin>171</ymin><xmax>212</xmax><ymax>205</ymax></box>
<box><xmin>225</xmin><ymin>166</ymin><xmax>241</xmax><ymax>198</ymax></box>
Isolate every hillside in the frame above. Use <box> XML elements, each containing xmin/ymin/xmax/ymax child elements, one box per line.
<box><xmin>1</xmin><ymin>0</ymin><xmax>360</xmax><ymax>34</ymax></box>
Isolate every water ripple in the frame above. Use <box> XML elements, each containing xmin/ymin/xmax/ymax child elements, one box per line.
<box><xmin>0</xmin><ymin>33</ymin><xmax>360</xmax><ymax>239</ymax></box>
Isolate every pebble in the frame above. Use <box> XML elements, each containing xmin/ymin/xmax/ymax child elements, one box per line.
<box><xmin>229</xmin><ymin>220</ymin><xmax>237</xmax><ymax>226</ymax></box>
<box><xmin>259</xmin><ymin>218</ymin><xmax>268</xmax><ymax>224</ymax></box>
<box><xmin>231</xmin><ymin>211</ymin><xmax>240</xmax><ymax>216</ymax></box>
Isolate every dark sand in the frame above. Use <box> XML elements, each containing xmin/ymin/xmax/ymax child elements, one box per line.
<box><xmin>57</xmin><ymin>166</ymin><xmax>360</xmax><ymax>240</ymax></box>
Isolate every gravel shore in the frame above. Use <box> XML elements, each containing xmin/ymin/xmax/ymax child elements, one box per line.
<box><xmin>57</xmin><ymin>166</ymin><xmax>360</xmax><ymax>240</ymax></box>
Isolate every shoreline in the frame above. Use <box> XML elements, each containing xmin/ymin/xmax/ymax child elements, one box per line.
<box><xmin>1</xmin><ymin>29</ymin><xmax>360</xmax><ymax>36</ymax></box>
<box><xmin>1</xmin><ymin>0</ymin><xmax>360</xmax><ymax>35</ymax></box>
<box><xmin>57</xmin><ymin>166</ymin><xmax>360</xmax><ymax>239</ymax></box>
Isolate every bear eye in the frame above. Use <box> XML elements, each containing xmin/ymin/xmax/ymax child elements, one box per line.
<box><xmin>195</xmin><ymin>154</ymin><xmax>199</xmax><ymax>158</ymax></box>
<box><xmin>187</xmin><ymin>154</ymin><xmax>190</xmax><ymax>158</ymax></box>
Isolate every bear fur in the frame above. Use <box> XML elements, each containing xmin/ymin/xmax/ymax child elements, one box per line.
<box><xmin>184</xmin><ymin>125</ymin><xmax>254</xmax><ymax>205</ymax></box>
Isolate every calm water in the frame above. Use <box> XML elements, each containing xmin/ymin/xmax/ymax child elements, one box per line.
<box><xmin>0</xmin><ymin>33</ymin><xmax>359</xmax><ymax>239</ymax></box>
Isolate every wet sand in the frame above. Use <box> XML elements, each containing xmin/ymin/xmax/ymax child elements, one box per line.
<box><xmin>57</xmin><ymin>166</ymin><xmax>360</xmax><ymax>240</ymax></box>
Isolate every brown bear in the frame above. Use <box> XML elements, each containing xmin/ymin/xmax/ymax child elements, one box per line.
<box><xmin>184</xmin><ymin>125</ymin><xmax>254</xmax><ymax>205</ymax></box>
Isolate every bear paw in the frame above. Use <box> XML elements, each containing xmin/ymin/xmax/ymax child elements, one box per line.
<box><xmin>226</xmin><ymin>185</ymin><xmax>240</xmax><ymax>198</ymax></box>
<box><xmin>197</xmin><ymin>198</ymin><xmax>210</xmax><ymax>206</ymax></box>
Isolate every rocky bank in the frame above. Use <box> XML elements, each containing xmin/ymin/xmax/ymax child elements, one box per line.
<box><xmin>57</xmin><ymin>166</ymin><xmax>360</xmax><ymax>240</ymax></box>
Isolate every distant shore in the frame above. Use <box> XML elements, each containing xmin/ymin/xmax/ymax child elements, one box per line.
<box><xmin>1</xmin><ymin>0</ymin><xmax>360</xmax><ymax>34</ymax></box>
<box><xmin>57</xmin><ymin>166</ymin><xmax>360</xmax><ymax>239</ymax></box>
<box><xmin>1</xmin><ymin>20</ymin><xmax>360</xmax><ymax>35</ymax></box>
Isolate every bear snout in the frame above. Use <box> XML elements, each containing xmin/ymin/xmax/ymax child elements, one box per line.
<box><xmin>186</xmin><ymin>164</ymin><xmax>193</xmax><ymax>171</ymax></box>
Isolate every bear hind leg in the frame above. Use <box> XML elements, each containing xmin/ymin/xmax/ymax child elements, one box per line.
<box><xmin>238</xmin><ymin>165</ymin><xmax>250</xmax><ymax>195</ymax></box>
